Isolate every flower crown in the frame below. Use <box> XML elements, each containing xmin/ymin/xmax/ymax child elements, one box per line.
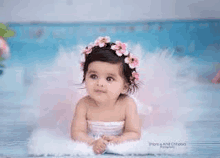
<box><xmin>81</xmin><ymin>36</ymin><xmax>139</xmax><ymax>82</ymax></box>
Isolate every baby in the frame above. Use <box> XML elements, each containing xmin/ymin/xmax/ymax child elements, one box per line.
<box><xmin>71</xmin><ymin>36</ymin><xmax>141</xmax><ymax>154</ymax></box>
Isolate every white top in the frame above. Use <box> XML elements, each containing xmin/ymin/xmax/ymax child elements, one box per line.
<box><xmin>87</xmin><ymin>120</ymin><xmax>125</xmax><ymax>138</ymax></box>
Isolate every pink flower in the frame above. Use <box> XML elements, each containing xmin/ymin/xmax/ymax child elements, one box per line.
<box><xmin>94</xmin><ymin>36</ymin><xmax>110</xmax><ymax>47</ymax></box>
<box><xmin>124</xmin><ymin>54</ymin><xmax>139</xmax><ymax>69</ymax></box>
<box><xmin>132</xmin><ymin>71</ymin><xmax>139</xmax><ymax>81</ymax></box>
<box><xmin>82</xmin><ymin>43</ymin><xmax>93</xmax><ymax>55</ymax></box>
<box><xmin>0</xmin><ymin>37</ymin><xmax>10</xmax><ymax>59</ymax></box>
<box><xmin>2</xmin><ymin>42</ymin><xmax>6</xmax><ymax>50</ymax></box>
<box><xmin>211</xmin><ymin>70</ymin><xmax>220</xmax><ymax>84</ymax></box>
<box><xmin>111</xmin><ymin>41</ymin><xmax>128</xmax><ymax>56</ymax></box>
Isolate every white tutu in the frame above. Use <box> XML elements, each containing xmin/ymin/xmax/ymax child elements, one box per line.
<box><xmin>23</xmin><ymin>44</ymin><xmax>205</xmax><ymax>156</ymax></box>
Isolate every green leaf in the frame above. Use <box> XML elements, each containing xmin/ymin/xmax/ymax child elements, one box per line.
<box><xmin>0</xmin><ymin>28</ymin><xmax>7</xmax><ymax>37</ymax></box>
<box><xmin>0</xmin><ymin>23</ymin><xmax>7</xmax><ymax>30</ymax></box>
<box><xmin>0</xmin><ymin>23</ymin><xmax>15</xmax><ymax>38</ymax></box>
<box><xmin>3</xmin><ymin>30</ymin><xmax>15</xmax><ymax>37</ymax></box>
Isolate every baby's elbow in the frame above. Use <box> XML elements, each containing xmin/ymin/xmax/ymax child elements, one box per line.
<box><xmin>134</xmin><ymin>128</ymin><xmax>141</xmax><ymax>140</ymax></box>
<box><xmin>137</xmin><ymin>132</ymin><xmax>141</xmax><ymax>140</ymax></box>
<box><xmin>132</xmin><ymin>130</ymin><xmax>141</xmax><ymax>140</ymax></box>
<box><xmin>71</xmin><ymin>134</ymin><xmax>75</xmax><ymax>140</ymax></box>
<box><xmin>71</xmin><ymin>131</ymin><xmax>78</xmax><ymax>141</ymax></box>
<box><xmin>71</xmin><ymin>131</ymin><xmax>86</xmax><ymax>142</ymax></box>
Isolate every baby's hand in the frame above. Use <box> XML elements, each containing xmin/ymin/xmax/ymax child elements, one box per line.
<box><xmin>102</xmin><ymin>135</ymin><xmax>123</xmax><ymax>144</ymax></box>
<box><xmin>92</xmin><ymin>138</ymin><xmax>108</xmax><ymax>155</ymax></box>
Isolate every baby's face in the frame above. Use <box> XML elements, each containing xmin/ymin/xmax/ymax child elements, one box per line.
<box><xmin>85</xmin><ymin>61</ymin><xmax>127</xmax><ymax>104</ymax></box>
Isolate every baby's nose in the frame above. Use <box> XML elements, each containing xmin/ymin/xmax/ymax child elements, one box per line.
<box><xmin>97</xmin><ymin>79</ymin><xmax>105</xmax><ymax>86</ymax></box>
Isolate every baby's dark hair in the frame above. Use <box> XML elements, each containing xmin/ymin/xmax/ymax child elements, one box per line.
<box><xmin>81</xmin><ymin>42</ymin><xmax>139</xmax><ymax>94</ymax></box>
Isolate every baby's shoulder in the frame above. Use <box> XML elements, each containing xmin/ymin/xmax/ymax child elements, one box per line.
<box><xmin>75</xmin><ymin>96</ymin><xmax>90</xmax><ymax>109</ymax></box>
<box><xmin>119</xmin><ymin>95</ymin><xmax>136</xmax><ymax>106</ymax></box>
<box><xmin>76</xmin><ymin>95</ymin><xmax>95</xmax><ymax>108</ymax></box>
<box><xmin>78</xmin><ymin>95</ymin><xmax>89</xmax><ymax>102</ymax></box>
<box><xmin>120</xmin><ymin>95</ymin><xmax>139</xmax><ymax>117</ymax></box>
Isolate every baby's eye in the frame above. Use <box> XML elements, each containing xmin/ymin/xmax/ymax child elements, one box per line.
<box><xmin>106</xmin><ymin>77</ymin><xmax>114</xmax><ymax>82</ymax></box>
<box><xmin>90</xmin><ymin>74</ymin><xmax>97</xmax><ymax>79</ymax></box>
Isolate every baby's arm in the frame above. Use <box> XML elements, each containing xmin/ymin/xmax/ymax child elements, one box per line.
<box><xmin>71</xmin><ymin>98</ymin><xmax>95</xmax><ymax>145</ymax></box>
<box><xmin>103</xmin><ymin>97</ymin><xmax>141</xmax><ymax>144</ymax></box>
<box><xmin>119</xmin><ymin>97</ymin><xmax>141</xmax><ymax>142</ymax></box>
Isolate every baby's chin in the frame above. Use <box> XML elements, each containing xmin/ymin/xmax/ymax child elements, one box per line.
<box><xmin>93</xmin><ymin>97</ymin><xmax>112</xmax><ymax>104</ymax></box>
<box><xmin>89</xmin><ymin>95</ymin><xmax>118</xmax><ymax>105</ymax></box>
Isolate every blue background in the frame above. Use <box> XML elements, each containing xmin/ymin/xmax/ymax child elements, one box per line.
<box><xmin>0</xmin><ymin>19</ymin><xmax>220</xmax><ymax>158</ymax></box>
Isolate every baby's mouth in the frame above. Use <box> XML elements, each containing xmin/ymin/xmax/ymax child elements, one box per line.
<box><xmin>95</xmin><ymin>90</ymin><xmax>106</xmax><ymax>93</ymax></box>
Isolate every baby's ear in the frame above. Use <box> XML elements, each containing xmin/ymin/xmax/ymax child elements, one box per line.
<box><xmin>122</xmin><ymin>83</ymin><xmax>129</xmax><ymax>94</ymax></box>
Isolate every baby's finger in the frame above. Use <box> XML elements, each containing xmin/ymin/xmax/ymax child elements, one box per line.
<box><xmin>96</xmin><ymin>147</ymin><xmax>105</xmax><ymax>155</ymax></box>
<box><xmin>101</xmin><ymin>140</ymin><xmax>107</xmax><ymax>145</ymax></box>
<box><xmin>109</xmin><ymin>140</ymin><xmax>117</xmax><ymax>144</ymax></box>
<box><xmin>102</xmin><ymin>135</ymin><xmax>109</xmax><ymax>140</ymax></box>
<box><xmin>99</xmin><ymin>147</ymin><xmax>105</xmax><ymax>153</ymax></box>
<box><xmin>101</xmin><ymin>144</ymin><xmax>106</xmax><ymax>149</ymax></box>
<box><xmin>99</xmin><ymin>147</ymin><xmax>106</xmax><ymax>153</ymax></box>
<box><xmin>93</xmin><ymin>147</ymin><xmax>98</xmax><ymax>154</ymax></box>
<box><xmin>94</xmin><ymin>147</ymin><xmax>102</xmax><ymax>154</ymax></box>
<box><xmin>103</xmin><ymin>140</ymin><xmax>108</xmax><ymax>145</ymax></box>
<box><xmin>99</xmin><ymin>144</ymin><xmax>106</xmax><ymax>149</ymax></box>
<box><xmin>95</xmin><ymin>150</ymin><xmax>100</xmax><ymax>155</ymax></box>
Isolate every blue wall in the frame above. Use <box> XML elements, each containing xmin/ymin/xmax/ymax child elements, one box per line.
<box><xmin>1</xmin><ymin>19</ymin><xmax>220</xmax><ymax>95</ymax></box>
<box><xmin>6</xmin><ymin>19</ymin><xmax>220</xmax><ymax>67</ymax></box>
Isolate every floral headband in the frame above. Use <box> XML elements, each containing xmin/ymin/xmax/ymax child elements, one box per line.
<box><xmin>81</xmin><ymin>36</ymin><xmax>139</xmax><ymax>82</ymax></box>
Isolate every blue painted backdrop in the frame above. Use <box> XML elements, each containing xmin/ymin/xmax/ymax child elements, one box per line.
<box><xmin>1</xmin><ymin>19</ymin><xmax>219</xmax><ymax>93</ymax></box>
<box><xmin>0</xmin><ymin>19</ymin><xmax>220</xmax><ymax>158</ymax></box>
<box><xmin>5</xmin><ymin>19</ymin><xmax>220</xmax><ymax>66</ymax></box>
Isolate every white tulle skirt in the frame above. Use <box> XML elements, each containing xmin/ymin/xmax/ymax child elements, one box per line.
<box><xmin>23</xmin><ymin>44</ymin><xmax>211</xmax><ymax>156</ymax></box>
